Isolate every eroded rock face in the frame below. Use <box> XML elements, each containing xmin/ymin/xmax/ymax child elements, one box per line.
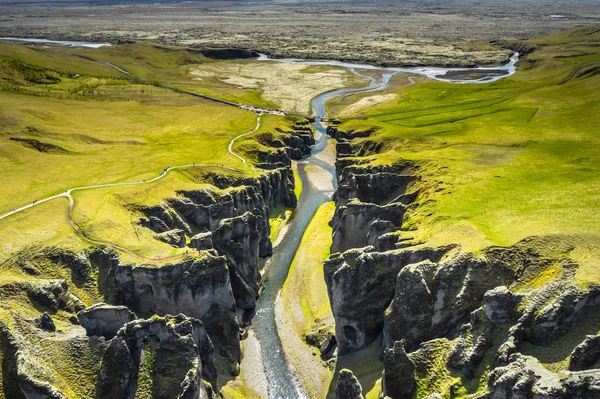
<box><xmin>209</xmin><ymin>211</ymin><xmax>267</xmax><ymax>309</ymax></box>
<box><xmin>331</xmin><ymin>200</ymin><xmax>406</xmax><ymax>254</ymax></box>
<box><xmin>382</xmin><ymin>340</ymin><xmax>416</xmax><ymax>399</ymax></box>
<box><xmin>335</xmin><ymin>369</ymin><xmax>364</xmax><ymax>399</ymax></box>
<box><xmin>335</xmin><ymin>163</ymin><xmax>417</xmax><ymax>207</ymax></box>
<box><xmin>97</xmin><ymin>314</ymin><xmax>215</xmax><ymax>399</ymax></box>
<box><xmin>91</xmin><ymin>248</ymin><xmax>240</xmax><ymax>372</ymax></box>
<box><xmin>77</xmin><ymin>303</ymin><xmax>136</xmax><ymax>339</ymax></box>
<box><xmin>324</xmin><ymin>246</ymin><xmax>450</xmax><ymax>354</ymax></box>
<box><xmin>383</xmin><ymin>249</ymin><xmax>522</xmax><ymax>351</ymax></box>
<box><xmin>569</xmin><ymin>335</ymin><xmax>600</xmax><ymax>371</ymax></box>
<box><xmin>93</xmin><ymin>249</ymin><xmax>236</xmax><ymax>322</ymax></box>
<box><xmin>484</xmin><ymin>286</ymin><xmax>522</xmax><ymax>324</ymax></box>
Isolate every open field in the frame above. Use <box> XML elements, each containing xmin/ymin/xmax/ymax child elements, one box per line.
<box><xmin>330</xmin><ymin>25</ymin><xmax>600</xmax><ymax>284</ymax></box>
<box><xmin>0</xmin><ymin>1</ymin><xmax>598</xmax><ymax>67</ymax></box>
<box><xmin>191</xmin><ymin>61</ymin><xmax>366</xmax><ymax>114</ymax></box>
<box><xmin>0</xmin><ymin>40</ymin><xmax>358</xmax><ymax>265</ymax></box>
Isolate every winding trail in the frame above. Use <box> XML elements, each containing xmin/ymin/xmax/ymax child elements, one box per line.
<box><xmin>228</xmin><ymin>114</ymin><xmax>262</xmax><ymax>168</ymax></box>
<box><xmin>0</xmin><ymin>115</ymin><xmax>262</xmax><ymax>262</ymax></box>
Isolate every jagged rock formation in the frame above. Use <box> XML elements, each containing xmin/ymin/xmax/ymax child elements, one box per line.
<box><xmin>447</xmin><ymin>307</ymin><xmax>492</xmax><ymax>377</ymax></box>
<box><xmin>0</xmin><ymin>120</ymin><xmax>313</xmax><ymax>398</ymax></box>
<box><xmin>382</xmin><ymin>340</ymin><xmax>416</xmax><ymax>399</ymax></box>
<box><xmin>383</xmin><ymin>248</ymin><xmax>524</xmax><ymax>351</ymax></box>
<box><xmin>253</xmin><ymin>124</ymin><xmax>315</xmax><ymax>169</ymax></box>
<box><xmin>569</xmin><ymin>335</ymin><xmax>600</xmax><ymax>371</ymax></box>
<box><xmin>335</xmin><ymin>369</ymin><xmax>364</xmax><ymax>399</ymax></box>
<box><xmin>324</xmin><ymin>246</ymin><xmax>451</xmax><ymax>354</ymax></box>
<box><xmin>330</xmin><ymin>200</ymin><xmax>406</xmax><ymax>254</ymax></box>
<box><xmin>77</xmin><ymin>303</ymin><xmax>136</xmax><ymax>338</ymax></box>
<box><xmin>323</xmin><ymin>124</ymin><xmax>600</xmax><ymax>399</ymax></box>
<box><xmin>97</xmin><ymin>314</ymin><xmax>217</xmax><ymax>398</ymax></box>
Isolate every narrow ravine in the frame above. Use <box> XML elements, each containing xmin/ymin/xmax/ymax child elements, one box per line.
<box><xmin>252</xmin><ymin>70</ymin><xmax>394</xmax><ymax>398</ymax></box>
<box><xmin>251</xmin><ymin>54</ymin><xmax>520</xmax><ymax>398</ymax></box>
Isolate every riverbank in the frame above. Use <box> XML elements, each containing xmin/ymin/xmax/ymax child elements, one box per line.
<box><xmin>276</xmin><ymin>200</ymin><xmax>336</xmax><ymax>398</ymax></box>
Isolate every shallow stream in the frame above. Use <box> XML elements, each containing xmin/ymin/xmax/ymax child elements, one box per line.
<box><xmin>252</xmin><ymin>54</ymin><xmax>519</xmax><ymax>398</ymax></box>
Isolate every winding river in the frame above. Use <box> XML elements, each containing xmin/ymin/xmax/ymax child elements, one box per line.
<box><xmin>0</xmin><ymin>37</ymin><xmax>517</xmax><ymax>397</ymax></box>
<box><xmin>252</xmin><ymin>54</ymin><xmax>519</xmax><ymax>398</ymax></box>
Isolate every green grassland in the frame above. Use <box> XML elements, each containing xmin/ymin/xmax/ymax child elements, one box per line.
<box><xmin>0</xmin><ymin>41</ymin><xmax>331</xmax><ymax>266</ymax></box>
<box><xmin>329</xmin><ymin>25</ymin><xmax>600</xmax><ymax>285</ymax></box>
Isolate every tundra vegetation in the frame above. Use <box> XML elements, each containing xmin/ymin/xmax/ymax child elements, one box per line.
<box><xmin>0</xmin><ymin>13</ymin><xmax>600</xmax><ymax>399</ymax></box>
<box><xmin>312</xmin><ymin>24</ymin><xmax>600</xmax><ymax>399</ymax></box>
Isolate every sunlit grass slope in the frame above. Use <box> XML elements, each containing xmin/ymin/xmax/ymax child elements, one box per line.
<box><xmin>0</xmin><ymin>42</ymin><xmax>258</xmax><ymax>214</ymax></box>
<box><xmin>328</xmin><ymin>26</ymin><xmax>600</xmax><ymax>282</ymax></box>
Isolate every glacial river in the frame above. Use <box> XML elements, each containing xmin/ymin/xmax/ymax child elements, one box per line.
<box><xmin>0</xmin><ymin>36</ymin><xmax>517</xmax><ymax>397</ymax></box>
<box><xmin>252</xmin><ymin>54</ymin><xmax>519</xmax><ymax>398</ymax></box>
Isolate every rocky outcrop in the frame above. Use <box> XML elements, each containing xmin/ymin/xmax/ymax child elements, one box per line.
<box><xmin>383</xmin><ymin>248</ymin><xmax>525</xmax><ymax>352</ymax></box>
<box><xmin>487</xmin><ymin>353</ymin><xmax>600</xmax><ymax>399</ymax></box>
<box><xmin>252</xmin><ymin>124</ymin><xmax>315</xmax><ymax>168</ymax></box>
<box><xmin>335</xmin><ymin>163</ymin><xmax>417</xmax><ymax>206</ymax></box>
<box><xmin>447</xmin><ymin>307</ymin><xmax>492</xmax><ymax>377</ymax></box>
<box><xmin>155</xmin><ymin>229</ymin><xmax>186</xmax><ymax>248</ymax></box>
<box><xmin>382</xmin><ymin>340</ymin><xmax>416</xmax><ymax>399</ymax></box>
<box><xmin>569</xmin><ymin>335</ymin><xmax>600</xmax><ymax>371</ymax></box>
<box><xmin>324</xmin><ymin>246</ymin><xmax>451</xmax><ymax>354</ymax></box>
<box><xmin>484</xmin><ymin>285</ymin><xmax>523</xmax><ymax>323</ymax></box>
<box><xmin>519</xmin><ymin>282</ymin><xmax>600</xmax><ymax>345</ymax></box>
<box><xmin>96</xmin><ymin>314</ymin><xmax>216</xmax><ymax>398</ymax></box>
<box><xmin>26</xmin><ymin>279</ymin><xmax>85</xmax><ymax>314</ymax></box>
<box><xmin>91</xmin><ymin>248</ymin><xmax>240</xmax><ymax>372</ymax></box>
<box><xmin>137</xmin><ymin>167</ymin><xmax>297</xmax><ymax>311</ymax></box>
<box><xmin>208</xmin><ymin>211</ymin><xmax>269</xmax><ymax>309</ymax></box>
<box><xmin>331</xmin><ymin>200</ymin><xmax>406</xmax><ymax>254</ymax></box>
<box><xmin>335</xmin><ymin>369</ymin><xmax>364</xmax><ymax>399</ymax></box>
<box><xmin>77</xmin><ymin>303</ymin><xmax>136</xmax><ymax>338</ymax></box>
<box><xmin>34</xmin><ymin>312</ymin><xmax>56</xmax><ymax>332</ymax></box>
<box><xmin>487</xmin><ymin>354</ymin><xmax>565</xmax><ymax>399</ymax></box>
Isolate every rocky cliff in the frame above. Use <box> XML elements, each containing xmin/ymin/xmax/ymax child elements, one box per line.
<box><xmin>324</xmin><ymin>125</ymin><xmax>600</xmax><ymax>399</ymax></box>
<box><xmin>0</xmin><ymin>118</ymin><xmax>313</xmax><ymax>398</ymax></box>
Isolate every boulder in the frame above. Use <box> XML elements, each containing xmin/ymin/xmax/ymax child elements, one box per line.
<box><xmin>569</xmin><ymin>335</ymin><xmax>600</xmax><ymax>371</ymax></box>
<box><xmin>34</xmin><ymin>312</ymin><xmax>56</xmax><ymax>332</ymax></box>
<box><xmin>335</xmin><ymin>369</ymin><xmax>364</xmax><ymax>399</ymax></box>
<box><xmin>77</xmin><ymin>303</ymin><xmax>136</xmax><ymax>338</ymax></box>
<box><xmin>382</xmin><ymin>340</ymin><xmax>416</xmax><ymax>399</ymax></box>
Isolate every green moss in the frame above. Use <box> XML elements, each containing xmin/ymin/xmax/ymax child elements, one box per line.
<box><xmin>269</xmin><ymin>206</ymin><xmax>293</xmax><ymax>243</ymax></box>
<box><xmin>410</xmin><ymin>339</ymin><xmax>461</xmax><ymax>399</ymax></box>
<box><xmin>135</xmin><ymin>343</ymin><xmax>158</xmax><ymax>399</ymax></box>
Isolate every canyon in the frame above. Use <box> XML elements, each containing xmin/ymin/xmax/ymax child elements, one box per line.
<box><xmin>1</xmin><ymin>23</ymin><xmax>599</xmax><ymax>399</ymax></box>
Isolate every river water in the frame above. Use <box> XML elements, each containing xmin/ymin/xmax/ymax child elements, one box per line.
<box><xmin>252</xmin><ymin>54</ymin><xmax>519</xmax><ymax>398</ymax></box>
<box><xmin>0</xmin><ymin>36</ymin><xmax>516</xmax><ymax>397</ymax></box>
<box><xmin>0</xmin><ymin>37</ymin><xmax>110</xmax><ymax>48</ymax></box>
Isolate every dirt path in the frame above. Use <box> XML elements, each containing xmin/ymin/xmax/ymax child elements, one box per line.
<box><xmin>228</xmin><ymin>114</ymin><xmax>262</xmax><ymax>168</ymax></box>
<box><xmin>0</xmin><ymin>117</ymin><xmax>262</xmax><ymax>263</ymax></box>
